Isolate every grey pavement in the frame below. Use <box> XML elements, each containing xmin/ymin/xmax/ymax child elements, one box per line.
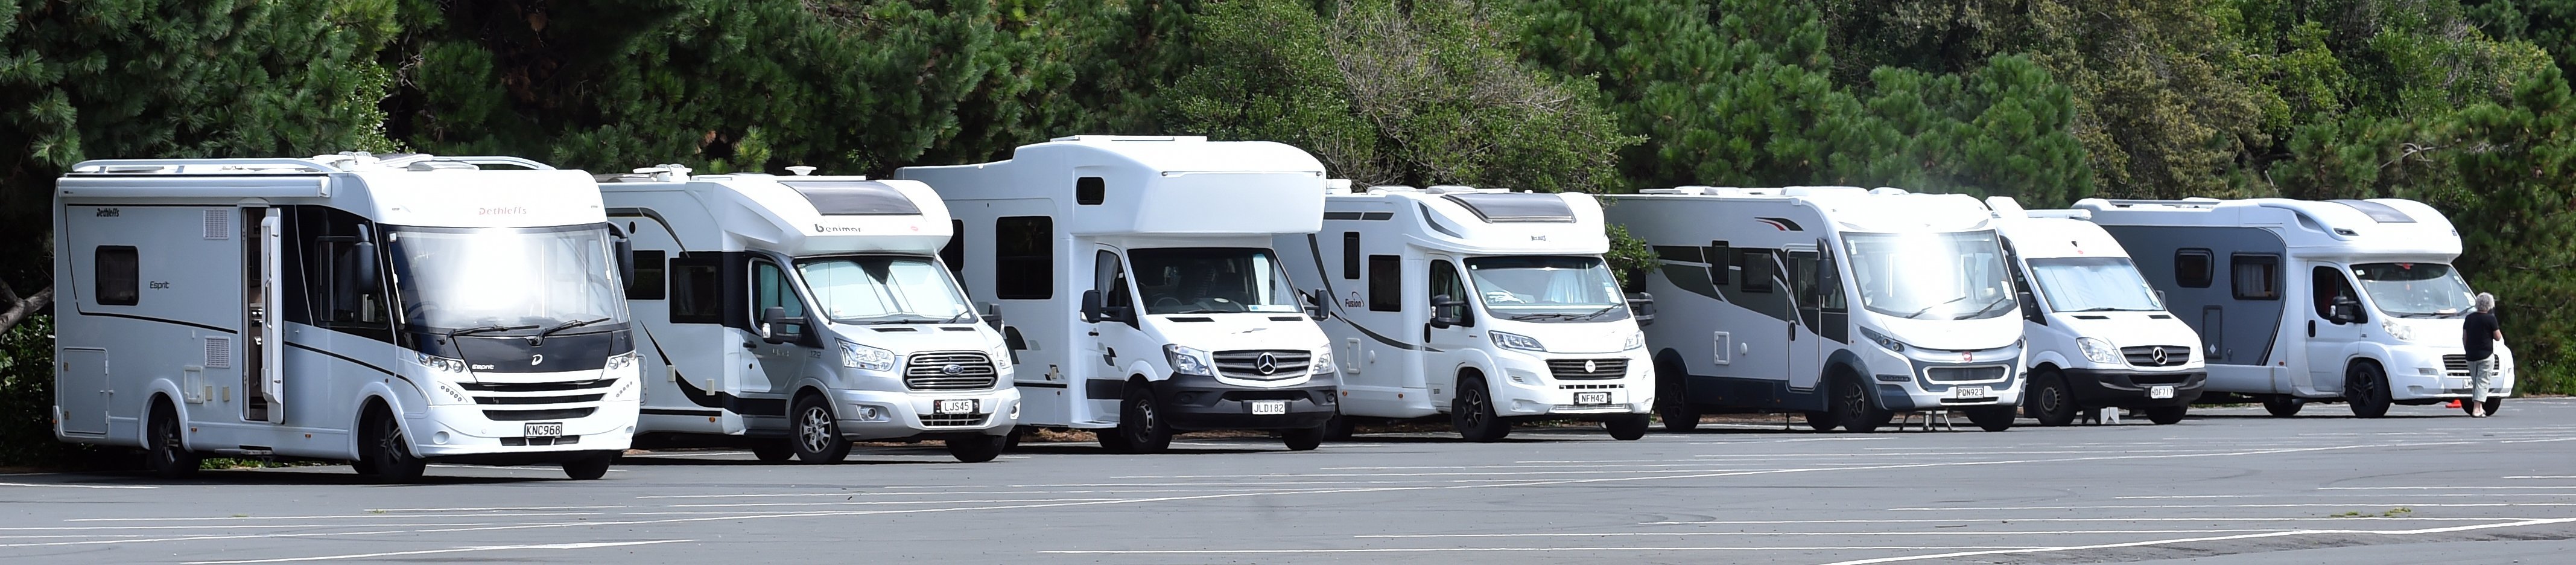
<box><xmin>4</xmin><ymin>398</ymin><xmax>2574</xmax><ymax>564</ymax></box>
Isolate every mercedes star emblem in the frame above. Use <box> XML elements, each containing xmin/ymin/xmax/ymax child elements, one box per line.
<box><xmin>1255</xmin><ymin>353</ymin><xmax>1279</xmax><ymax>375</ymax></box>
<box><xmin>2151</xmin><ymin>347</ymin><xmax>2168</xmax><ymax>366</ymax></box>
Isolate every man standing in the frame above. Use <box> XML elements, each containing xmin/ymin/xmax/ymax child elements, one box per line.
<box><xmin>2463</xmin><ymin>292</ymin><xmax>2503</xmax><ymax>418</ymax></box>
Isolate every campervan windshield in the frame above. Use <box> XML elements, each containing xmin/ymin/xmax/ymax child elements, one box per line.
<box><xmin>2353</xmin><ymin>263</ymin><xmax>2475</xmax><ymax>318</ymax></box>
<box><xmin>1465</xmin><ymin>256</ymin><xmax>1628</xmax><ymax>322</ymax></box>
<box><xmin>1844</xmin><ymin>231</ymin><xmax>2015</xmax><ymax>321</ymax></box>
<box><xmin>2028</xmin><ymin>257</ymin><xmax>2164</xmax><ymax>312</ymax></box>
<box><xmin>389</xmin><ymin>224</ymin><xmax>629</xmax><ymax>331</ymax></box>
<box><xmin>799</xmin><ymin>257</ymin><xmax>976</xmax><ymax>324</ymax></box>
<box><xmin>1131</xmin><ymin>247</ymin><xmax>1300</xmax><ymax>314</ymax></box>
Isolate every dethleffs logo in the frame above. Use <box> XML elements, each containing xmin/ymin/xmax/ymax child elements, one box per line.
<box><xmin>814</xmin><ymin>223</ymin><xmax>864</xmax><ymax>233</ymax></box>
<box><xmin>477</xmin><ymin>206</ymin><xmax>529</xmax><ymax>215</ymax></box>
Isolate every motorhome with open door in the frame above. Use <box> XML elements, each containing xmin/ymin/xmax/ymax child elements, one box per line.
<box><xmin>1277</xmin><ymin>185</ymin><xmax>1654</xmax><ymax>441</ymax></box>
<box><xmin>1604</xmin><ymin>187</ymin><xmax>2025</xmax><ymax>433</ymax></box>
<box><xmin>52</xmin><ymin>153</ymin><xmax>639</xmax><ymax>481</ymax></box>
<box><xmin>896</xmin><ymin>136</ymin><xmax>1339</xmax><ymax>453</ymax></box>
<box><xmin>2075</xmin><ymin>197</ymin><xmax>2512</xmax><ymax>417</ymax></box>
<box><xmin>598</xmin><ymin>165</ymin><xmax>1018</xmax><ymax>464</ymax></box>
<box><xmin>1985</xmin><ymin>197</ymin><xmax>2206</xmax><ymax>426</ymax></box>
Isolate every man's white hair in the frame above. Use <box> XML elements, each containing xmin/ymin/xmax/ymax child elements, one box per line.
<box><xmin>2475</xmin><ymin>292</ymin><xmax>2496</xmax><ymax>312</ymax></box>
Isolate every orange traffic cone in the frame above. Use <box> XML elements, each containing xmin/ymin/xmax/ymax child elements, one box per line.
<box><xmin>2446</xmin><ymin>400</ymin><xmax>2463</xmax><ymax>409</ymax></box>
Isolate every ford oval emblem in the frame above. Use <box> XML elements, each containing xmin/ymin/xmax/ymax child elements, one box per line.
<box><xmin>942</xmin><ymin>363</ymin><xmax>965</xmax><ymax>375</ymax></box>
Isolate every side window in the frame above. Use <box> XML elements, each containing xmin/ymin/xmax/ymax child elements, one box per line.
<box><xmin>1705</xmin><ymin>241</ymin><xmax>1731</xmax><ymax>286</ymax></box>
<box><xmin>95</xmin><ymin>246</ymin><xmax>139</xmax><ymax>306</ymax></box>
<box><xmin>1368</xmin><ymin>255</ymin><xmax>1401</xmax><ymax>312</ymax></box>
<box><xmin>1342</xmin><ymin>232</ymin><xmax>1361</xmax><ymax>279</ymax></box>
<box><xmin>1739</xmin><ymin>249</ymin><xmax>1776</xmax><ymax>293</ymax></box>
<box><xmin>2231</xmin><ymin>254</ymin><xmax>2280</xmax><ymax>301</ymax></box>
<box><xmin>940</xmin><ymin>219</ymin><xmax>965</xmax><ymax>280</ymax></box>
<box><xmin>994</xmin><ymin>216</ymin><xmax>1052</xmax><ymax>299</ymax></box>
<box><xmin>752</xmin><ymin>260</ymin><xmax>807</xmax><ymax>336</ymax></box>
<box><xmin>2175</xmin><ymin>249</ymin><xmax>2214</xmax><ymax>288</ymax></box>
<box><xmin>626</xmin><ymin>250</ymin><xmax>667</xmax><ymax>301</ymax></box>
<box><xmin>1818</xmin><ymin>247</ymin><xmax>1846</xmax><ymax>312</ymax></box>
<box><xmin>301</xmin><ymin>206</ymin><xmax>391</xmax><ymax>342</ymax></box>
<box><xmin>1429</xmin><ymin>259</ymin><xmax>1472</xmax><ymax>326</ymax></box>
<box><xmin>1076</xmin><ymin>176</ymin><xmax>1106</xmax><ymax>205</ymax></box>
<box><xmin>1094</xmin><ymin>250</ymin><xmax>1134</xmax><ymax>310</ymax></box>
<box><xmin>2311</xmin><ymin>266</ymin><xmax>2362</xmax><ymax>321</ymax></box>
<box><xmin>668</xmin><ymin>256</ymin><xmax>722</xmax><ymax>324</ymax></box>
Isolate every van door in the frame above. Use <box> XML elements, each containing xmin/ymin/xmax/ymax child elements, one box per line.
<box><xmin>1423</xmin><ymin>257</ymin><xmax>1478</xmax><ymax>405</ymax></box>
<box><xmin>1786</xmin><ymin>249</ymin><xmax>1825</xmax><ymax>392</ymax></box>
<box><xmin>59</xmin><ymin>348</ymin><xmax>109</xmax><ymax>435</ymax></box>
<box><xmin>2304</xmin><ymin>264</ymin><xmax>2365</xmax><ymax>394</ymax></box>
<box><xmin>253</xmin><ymin>208</ymin><xmax>284</xmax><ymax>423</ymax></box>
<box><xmin>748</xmin><ymin>258</ymin><xmax>811</xmax><ymax>421</ymax></box>
<box><xmin>1087</xmin><ymin>247</ymin><xmax>1152</xmax><ymax>423</ymax></box>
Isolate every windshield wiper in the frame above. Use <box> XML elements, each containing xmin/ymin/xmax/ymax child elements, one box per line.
<box><xmin>873</xmin><ymin>311</ymin><xmax>977</xmax><ymax>324</ymax></box>
<box><xmin>1508</xmin><ymin>312</ymin><xmax>1585</xmax><ymax>321</ymax></box>
<box><xmin>534</xmin><ymin>318</ymin><xmax>612</xmax><ymax>343</ymax></box>
<box><xmin>1955</xmin><ymin>295</ymin><xmax>2014</xmax><ymax>320</ymax></box>
<box><xmin>447</xmin><ymin>324</ymin><xmax>538</xmax><ymax>340</ymax></box>
<box><xmin>1575</xmin><ymin>304</ymin><xmax>1622</xmax><ymax>321</ymax></box>
<box><xmin>1906</xmin><ymin>296</ymin><xmax>1973</xmax><ymax>319</ymax></box>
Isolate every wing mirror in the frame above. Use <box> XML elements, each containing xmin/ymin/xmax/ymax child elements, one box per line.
<box><xmin>761</xmin><ymin>305</ymin><xmax>808</xmax><ymax>342</ymax></box>
<box><xmin>1625</xmin><ymin>292</ymin><xmax>1655</xmax><ymax>327</ymax></box>
<box><xmin>1429</xmin><ymin>294</ymin><xmax>1467</xmax><ymax>329</ymax></box>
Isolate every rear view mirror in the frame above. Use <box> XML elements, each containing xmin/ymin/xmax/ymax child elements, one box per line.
<box><xmin>761</xmin><ymin>305</ymin><xmax>807</xmax><ymax>342</ymax></box>
<box><xmin>2017</xmin><ymin>290</ymin><xmax>2041</xmax><ymax>321</ymax></box>
<box><xmin>1625</xmin><ymin>292</ymin><xmax>1655</xmax><ymax>327</ymax></box>
<box><xmin>2330</xmin><ymin>296</ymin><xmax>2363</xmax><ymax>324</ymax></box>
<box><xmin>1302</xmin><ymin>291</ymin><xmax>1328</xmax><ymax>321</ymax></box>
<box><xmin>1429</xmin><ymin>294</ymin><xmax>1467</xmax><ymax>329</ymax></box>
<box><xmin>1080</xmin><ymin>290</ymin><xmax>1106</xmax><ymax>324</ymax></box>
<box><xmin>351</xmin><ymin>241</ymin><xmax>381</xmax><ymax>291</ymax></box>
<box><xmin>979</xmin><ymin>302</ymin><xmax>1004</xmax><ymax>330</ymax></box>
<box><xmin>1080</xmin><ymin>290</ymin><xmax>1132</xmax><ymax>324</ymax></box>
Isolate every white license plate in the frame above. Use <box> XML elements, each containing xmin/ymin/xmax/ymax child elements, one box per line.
<box><xmin>524</xmin><ymin>423</ymin><xmax>562</xmax><ymax>437</ymax></box>
<box><xmin>1250</xmin><ymin>400</ymin><xmax>1288</xmax><ymax>415</ymax></box>
<box><xmin>1575</xmin><ymin>392</ymin><xmax>1612</xmax><ymax>405</ymax></box>
<box><xmin>2149</xmin><ymin>385</ymin><xmax>2176</xmax><ymax>400</ymax></box>
<box><xmin>935</xmin><ymin>399</ymin><xmax>978</xmax><ymax>415</ymax></box>
<box><xmin>1950</xmin><ymin>386</ymin><xmax>1991</xmax><ymax>400</ymax></box>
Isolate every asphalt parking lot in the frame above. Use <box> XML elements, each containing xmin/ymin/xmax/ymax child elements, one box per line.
<box><xmin>5</xmin><ymin>399</ymin><xmax>2574</xmax><ymax>564</ymax></box>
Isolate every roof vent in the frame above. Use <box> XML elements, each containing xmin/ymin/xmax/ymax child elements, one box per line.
<box><xmin>635</xmin><ymin>164</ymin><xmax>693</xmax><ymax>182</ymax></box>
<box><xmin>786</xmin><ymin>165</ymin><xmax>817</xmax><ymax>176</ymax></box>
<box><xmin>405</xmin><ymin>161</ymin><xmax>478</xmax><ymax>171</ymax></box>
<box><xmin>2330</xmin><ymin>199</ymin><xmax>2416</xmax><ymax>223</ymax></box>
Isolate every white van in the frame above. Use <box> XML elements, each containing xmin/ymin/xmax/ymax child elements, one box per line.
<box><xmin>896</xmin><ymin>136</ymin><xmax>1339</xmax><ymax>453</ymax></box>
<box><xmin>54</xmin><ymin>153</ymin><xmax>639</xmax><ymax>481</ymax></box>
<box><xmin>2076</xmin><ymin>197</ymin><xmax>2513</xmax><ymax>417</ymax></box>
<box><xmin>600</xmin><ymin>165</ymin><xmax>1018</xmax><ymax>463</ymax></box>
<box><xmin>1605</xmin><ymin>187</ymin><xmax>2025</xmax><ymax>432</ymax></box>
<box><xmin>1278</xmin><ymin>185</ymin><xmax>1653</xmax><ymax>441</ymax></box>
<box><xmin>1986</xmin><ymin>197</ymin><xmax>2206</xmax><ymax>426</ymax></box>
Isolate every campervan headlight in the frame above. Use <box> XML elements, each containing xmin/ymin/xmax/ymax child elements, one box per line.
<box><xmin>2078</xmin><ymin>337</ymin><xmax>2121</xmax><ymax>364</ymax></box>
<box><xmin>604</xmin><ymin>351</ymin><xmax>639</xmax><ymax>371</ymax></box>
<box><xmin>1624</xmin><ymin>331</ymin><xmax>1646</xmax><ymax>351</ymax></box>
<box><xmin>1166</xmin><ymin>345</ymin><xmax>1215</xmax><ymax>377</ymax></box>
<box><xmin>1490</xmin><ymin>331</ymin><xmax>1547</xmax><ymax>353</ymax></box>
<box><xmin>415</xmin><ymin>352</ymin><xmax>469</xmax><ymax>374</ymax></box>
<box><xmin>1312</xmin><ymin>348</ymin><xmax>1337</xmax><ymax>375</ymax></box>
<box><xmin>839</xmin><ymin>340</ymin><xmax>897</xmax><ymax>372</ymax></box>
<box><xmin>2381</xmin><ymin>319</ymin><xmax>2415</xmax><ymax>342</ymax></box>
<box><xmin>1857</xmin><ymin>326</ymin><xmax>1906</xmax><ymax>353</ymax></box>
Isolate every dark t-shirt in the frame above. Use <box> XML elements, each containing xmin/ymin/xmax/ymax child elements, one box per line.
<box><xmin>2463</xmin><ymin>311</ymin><xmax>2499</xmax><ymax>361</ymax></box>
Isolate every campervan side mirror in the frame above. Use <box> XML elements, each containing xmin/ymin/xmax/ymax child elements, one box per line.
<box><xmin>2156</xmin><ymin>290</ymin><xmax>2169</xmax><ymax>310</ymax></box>
<box><xmin>761</xmin><ymin>306</ymin><xmax>807</xmax><ymax>342</ymax></box>
<box><xmin>979</xmin><ymin>302</ymin><xmax>1004</xmax><ymax>331</ymax></box>
<box><xmin>1625</xmin><ymin>292</ymin><xmax>1656</xmax><ymax>327</ymax></box>
<box><xmin>1302</xmin><ymin>291</ymin><xmax>1328</xmax><ymax>321</ymax></box>
<box><xmin>351</xmin><ymin>241</ymin><xmax>381</xmax><ymax>291</ymax></box>
<box><xmin>1080</xmin><ymin>290</ymin><xmax>1106</xmax><ymax>324</ymax></box>
<box><xmin>2017</xmin><ymin>290</ymin><xmax>2041</xmax><ymax>321</ymax></box>
<box><xmin>614</xmin><ymin>237</ymin><xmax>635</xmax><ymax>289</ymax></box>
<box><xmin>1429</xmin><ymin>294</ymin><xmax>1467</xmax><ymax>329</ymax></box>
<box><xmin>2330</xmin><ymin>296</ymin><xmax>2363</xmax><ymax>324</ymax></box>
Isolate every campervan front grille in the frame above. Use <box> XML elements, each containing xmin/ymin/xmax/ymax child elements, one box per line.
<box><xmin>1547</xmin><ymin>359</ymin><xmax>1629</xmax><ymax>380</ymax></box>
<box><xmin>1558</xmin><ymin>383</ymin><xmax>1624</xmax><ymax>390</ymax></box>
<box><xmin>458</xmin><ymin>380</ymin><xmax>617</xmax><ymax>393</ymax></box>
<box><xmin>904</xmin><ymin>353</ymin><xmax>999</xmax><ymax>391</ymax></box>
<box><xmin>2123</xmin><ymin>345</ymin><xmax>2192</xmax><ymax>368</ymax></box>
<box><xmin>2443</xmin><ymin>354</ymin><xmax>2472</xmax><ymax>378</ymax></box>
<box><xmin>1924</xmin><ymin>366</ymin><xmax>2010</xmax><ymax>383</ymax></box>
<box><xmin>920</xmin><ymin>413</ymin><xmax>991</xmax><ymax>427</ymax></box>
<box><xmin>483</xmin><ymin>407</ymin><xmax>596</xmax><ymax>421</ymax></box>
<box><xmin>1214</xmin><ymin>350</ymin><xmax>1312</xmax><ymax>380</ymax></box>
<box><xmin>473</xmin><ymin>394</ymin><xmax>604</xmax><ymax>406</ymax></box>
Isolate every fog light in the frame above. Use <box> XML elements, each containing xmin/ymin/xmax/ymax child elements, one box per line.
<box><xmin>858</xmin><ymin>406</ymin><xmax>883</xmax><ymax>420</ymax></box>
<box><xmin>1008</xmin><ymin>400</ymin><xmax>1021</xmax><ymax>419</ymax></box>
<box><xmin>431</xmin><ymin>431</ymin><xmax>450</xmax><ymax>445</ymax></box>
<box><xmin>1509</xmin><ymin>372</ymin><xmax>1531</xmax><ymax>385</ymax></box>
<box><xmin>2419</xmin><ymin>367</ymin><xmax>2439</xmax><ymax>375</ymax></box>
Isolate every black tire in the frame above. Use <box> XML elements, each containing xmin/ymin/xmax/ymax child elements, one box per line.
<box><xmin>1005</xmin><ymin>427</ymin><xmax>1026</xmax><ymax>450</ymax></box>
<box><xmin>1966</xmin><ymin>406</ymin><xmax>2014</xmax><ymax>432</ymax></box>
<box><xmin>2025</xmin><ymin>369</ymin><xmax>2079</xmax><ymax>427</ymax></box>
<box><xmin>1655</xmin><ymin>359</ymin><xmax>1701</xmax><ymax>432</ymax></box>
<box><xmin>2346</xmin><ymin>363</ymin><xmax>2392</xmax><ymax>418</ymax></box>
<box><xmin>946</xmin><ymin>434</ymin><xmax>1006</xmax><ymax>462</ymax></box>
<box><xmin>1830</xmin><ymin>376</ymin><xmax>1892</xmax><ymax>433</ymax></box>
<box><xmin>1094</xmin><ymin>426</ymin><xmax>1131</xmax><ymax>452</ymax></box>
<box><xmin>1451</xmin><ymin>377</ymin><xmax>1509</xmax><ymax>442</ymax></box>
<box><xmin>145</xmin><ymin>403</ymin><xmax>199</xmax><ymax>479</ymax></box>
<box><xmin>361</xmin><ymin>407</ymin><xmax>427</xmax><ymax>483</ymax></box>
<box><xmin>1281</xmin><ymin>426</ymin><xmax>1326</xmax><ymax>451</ymax></box>
<box><xmin>750</xmin><ymin>444</ymin><xmax>794</xmax><ymax>462</ymax></box>
<box><xmin>1115</xmin><ymin>383</ymin><xmax>1173</xmax><ymax>453</ymax></box>
<box><xmin>1322</xmin><ymin>413</ymin><xmax>1354</xmax><ymax>441</ymax></box>
<box><xmin>2263</xmin><ymin>395</ymin><xmax>2304</xmax><ymax>417</ymax></box>
<box><xmin>560</xmin><ymin>452</ymin><xmax>615</xmax><ymax>480</ymax></box>
<box><xmin>1802</xmin><ymin>410</ymin><xmax>1839</xmax><ymax>431</ymax></box>
<box><xmin>2145</xmin><ymin>405</ymin><xmax>2187</xmax><ymax>425</ymax></box>
<box><xmin>1605</xmin><ymin>413</ymin><xmax>1650</xmax><ymax>441</ymax></box>
<box><xmin>790</xmin><ymin>395</ymin><xmax>851</xmax><ymax>464</ymax></box>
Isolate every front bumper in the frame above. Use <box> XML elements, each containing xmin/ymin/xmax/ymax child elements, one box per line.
<box><xmin>832</xmin><ymin>387</ymin><xmax>1021</xmax><ymax>440</ymax></box>
<box><xmin>1156</xmin><ymin>374</ymin><xmax>1338</xmax><ymax>431</ymax></box>
<box><xmin>412</xmin><ymin>400</ymin><xmax>639</xmax><ymax>459</ymax></box>
<box><xmin>1489</xmin><ymin>351</ymin><xmax>1654</xmax><ymax>417</ymax></box>
<box><xmin>2061</xmin><ymin>368</ymin><xmax>2205</xmax><ymax>407</ymax></box>
<box><xmin>1875</xmin><ymin>365</ymin><xmax>2023</xmax><ymax>412</ymax></box>
<box><xmin>2385</xmin><ymin>348</ymin><xmax>2517</xmax><ymax>400</ymax></box>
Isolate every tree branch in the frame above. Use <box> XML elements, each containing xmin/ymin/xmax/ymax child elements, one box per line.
<box><xmin>0</xmin><ymin>283</ymin><xmax>51</xmax><ymax>337</ymax></box>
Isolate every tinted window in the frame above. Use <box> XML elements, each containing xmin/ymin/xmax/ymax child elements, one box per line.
<box><xmin>752</xmin><ymin>260</ymin><xmax>808</xmax><ymax>337</ymax></box>
<box><xmin>2311</xmin><ymin>266</ymin><xmax>2363</xmax><ymax>321</ymax></box>
<box><xmin>2232</xmin><ymin>254</ymin><xmax>2280</xmax><ymax>301</ymax></box>
<box><xmin>994</xmin><ymin>216</ymin><xmax>1052</xmax><ymax>299</ymax></box>
<box><xmin>1342</xmin><ymin>232</ymin><xmax>1360</xmax><ymax>279</ymax></box>
<box><xmin>940</xmin><ymin>219</ymin><xmax>965</xmax><ymax>279</ymax></box>
<box><xmin>95</xmin><ymin>246</ymin><xmax>138</xmax><ymax>306</ymax></box>
<box><xmin>1739</xmin><ymin>249</ymin><xmax>1775</xmax><ymax>293</ymax></box>
<box><xmin>779</xmin><ymin>180</ymin><xmax>921</xmax><ymax>215</ymax></box>
<box><xmin>1368</xmin><ymin>255</ymin><xmax>1401</xmax><ymax>312</ymax></box>
<box><xmin>1076</xmin><ymin>176</ymin><xmax>1106</xmax><ymax>205</ymax></box>
<box><xmin>2175</xmin><ymin>249</ymin><xmax>2213</xmax><ymax>288</ymax></box>
<box><xmin>627</xmin><ymin>250</ymin><xmax>667</xmax><ymax>300</ymax></box>
<box><xmin>1430</xmin><ymin>260</ymin><xmax>1472</xmax><ymax>325</ymax></box>
<box><xmin>668</xmin><ymin>256</ymin><xmax>723</xmax><ymax>324</ymax></box>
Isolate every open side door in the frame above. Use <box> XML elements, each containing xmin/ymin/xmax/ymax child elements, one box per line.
<box><xmin>258</xmin><ymin>209</ymin><xmax>285</xmax><ymax>423</ymax></box>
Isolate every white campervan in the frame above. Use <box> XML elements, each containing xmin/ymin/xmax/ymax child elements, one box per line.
<box><xmin>896</xmin><ymin>136</ymin><xmax>1339</xmax><ymax>453</ymax></box>
<box><xmin>1277</xmin><ymin>185</ymin><xmax>1653</xmax><ymax>441</ymax></box>
<box><xmin>1986</xmin><ymin>197</ymin><xmax>2206</xmax><ymax>426</ymax></box>
<box><xmin>600</xmin><ymin>165</ymin><xmax>1018</xmax><ymax>463</ymax></box>
<box><xmin>53</xmin><ymin>153</ymin><xmax>639</xmax><ymax>481</ymax></box>
<box><xmin>1605</xmin><ymin>187</ymin><xmax>2025</xmax><ymax>433</ymax></box>
<box><xmin>2076</xmin><ymin>197</ymin><xmax>2513</xmax><ymax>417</ymax></box>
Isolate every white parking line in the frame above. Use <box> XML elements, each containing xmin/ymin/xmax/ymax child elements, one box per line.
<box><xmin>1891</xmin><ymin>503</ymin><xmax>2576</xmax><ymax>510</ymax></box>
<box><xmin>2321</xmin><ymin>486</ymin><xmax>2576</xmax><ymax>490</ymax></box>
<box><xmin>2115</xmin><ymin>493</ymin><xmax>2576</xmax><ymax>499</ymax></box>
<box><xmin>1040</xmin><ymin>545</ymin><xmax>2049</xmax><ymax>554</ymax></box>
<box><xmin>1355</xmin><ymin>529</ymin><xmax>2294</xmax><ymax>538</ymax></box>
<box><xmin>180</xmin><ymin>539</ymin><xmax>689</xmax><ymax>564</ymax></box>
<box><xmin>0</xmin><ymin>482</ymin><xmax>156</xmax><ymax>490</ymax></box>
<box><xmin>1639</xmin><ymin>517</ymin><xmax>2541</xmax><ymax>525</ymax></box>
<box><xmin>2505</xmin><ymin>476</ymin><xmax>2576</xmax><ymax>479</ymax></box>
<box><xmin>665</xmin><ymin>498</ymin><xmax>1120</xmax><ymax>508</ymax></box>
<box><xmin>1809</xmin><ymin>517</ymin><xmax>2576</xmax><ymax>565</ymax></box>
<box><xmin>364</xmin><ymin>505</ymin><xmax>627</xmax><ymax>512</ymax></box>
<box><xmin>64</xmin><ymin>512</ymin><xmax>609</xmax><ymax>522</ymax></box>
